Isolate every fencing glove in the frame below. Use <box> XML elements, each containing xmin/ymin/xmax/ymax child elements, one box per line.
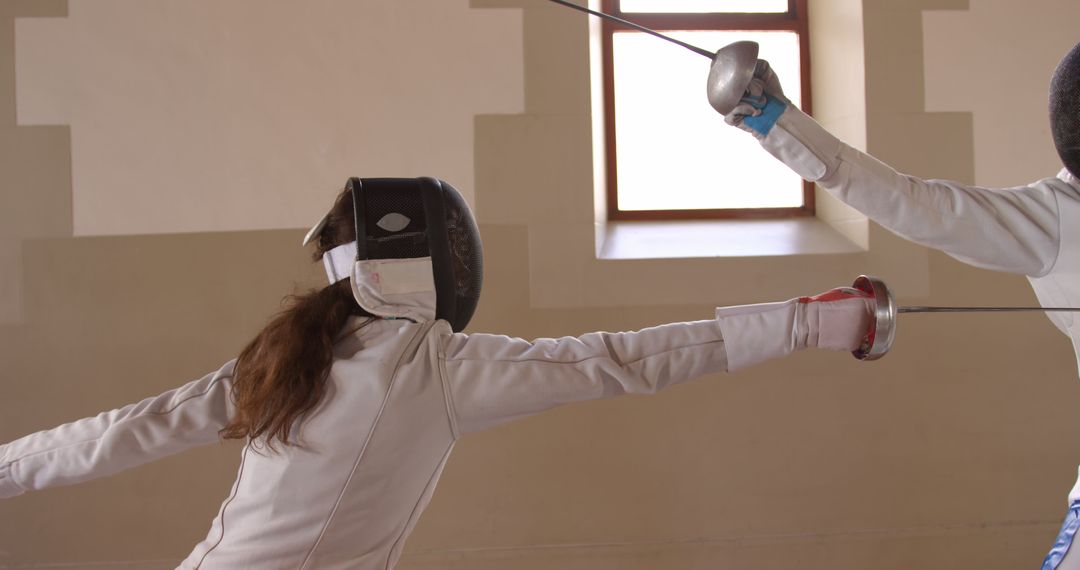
<box><xmin>715</xmin><ymin>287</ymin><xmax>873</xmax><ymax>372</ymax></box>
<box><xmin>723</xmin><ymin>60</ymin><xmax>789</xmax><ymax>139</ymax></box>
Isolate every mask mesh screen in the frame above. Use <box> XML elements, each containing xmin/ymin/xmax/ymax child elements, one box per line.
<box><xmin>1051</xmin><ymin>41</ymin><xmax>1080</xmax><ymax>178</ymax></box>
<box><xmin>361</xmin><ymin>185</ymin><xmax>430</xmax><ymax>259</ymax></box>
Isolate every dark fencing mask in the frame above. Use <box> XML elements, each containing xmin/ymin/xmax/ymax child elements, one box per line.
<box><xmin>304</xmin><ymin>177</ymin><xmax>483</xmax><ymax>332</ymax></box>
<box><xmin>1051</xmin><ymin>40</ymin><xmax>1080</xmax><ymax>178</ymax></box>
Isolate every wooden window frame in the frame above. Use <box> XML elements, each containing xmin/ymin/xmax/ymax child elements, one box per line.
<box><xmin>602</xmin><ymin>0</ymin><xmax>813</xmax><ymax>221</ymax></box>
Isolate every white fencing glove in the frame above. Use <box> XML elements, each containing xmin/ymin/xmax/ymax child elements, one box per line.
<box><xmin>723</xmin><ymin>59</ymin><xmax>789</xmax><ymax>140</ymax></box>
<box><xmin>714</xmin><ymin>287</ymin><xmax>873</xmax><ymax>372</ymax></box>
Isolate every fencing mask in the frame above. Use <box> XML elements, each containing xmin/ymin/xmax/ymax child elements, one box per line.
<box><xmin>304</xmin><ymin>177</ymin><xmax>483</xmax><ymax>332</ymax></box>
<box><xmin>1051</xmin><ymin>40</ymin><xmax>1080</xmax><ymax>178</ymax></box>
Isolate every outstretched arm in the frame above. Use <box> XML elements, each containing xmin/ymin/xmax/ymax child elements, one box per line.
<box><xmin>441</xmin><ymin>289</ymin><xmax>871</xmax><ymax>434</ymax></box>
<box><xmin>723</xmin><ymin>61</ymin><xmax>1062</xmax><ymax>277</ymax></box>
<box><xmin>0</xmin><ymin>361</ymin><xmax>236</xmax><ymax>498</ymax></box>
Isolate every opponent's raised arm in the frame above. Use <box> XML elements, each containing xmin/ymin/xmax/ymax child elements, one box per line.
<box><xmin>720</xmin><ymin>59</ymin><xmax>1061</xmax><ymax>277</ymax></box>
<box><xmin>0</xmin><ymin>362</ymin><xmax>236</xmax><ymax>499</ymax></box>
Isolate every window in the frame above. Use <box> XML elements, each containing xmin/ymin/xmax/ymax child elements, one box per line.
<box><xmin>601</xmin><ymin>0</ymin><xmax>811</xmax><ymax>220</ymax></box>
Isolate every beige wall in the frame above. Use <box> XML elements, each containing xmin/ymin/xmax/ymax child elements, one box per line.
<box><xmin>14</xmin><ymin>0</ymin><xmax>523</xmax><ymax>237</ymax></box>
<box><xmin>2</xmin><ymin>0</ymin><xmax>1080</xmax><ymax>568</ymax></box>
<box><xmin>923</xmin><ymin>0</ymin><xmax>1076</xmax><ymax>186</ymax></box>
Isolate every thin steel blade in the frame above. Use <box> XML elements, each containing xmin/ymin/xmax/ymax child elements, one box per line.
<box><xmin>899</xmin><ymin>306</ymin><xmax>1080</xmax><ymax>313</ymax></box>
<box><xmin>546</xmin><ymin>0</ymin><xmax>715</xmax><ymax>59</ymax></box>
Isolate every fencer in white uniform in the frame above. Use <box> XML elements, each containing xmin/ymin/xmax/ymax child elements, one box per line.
<box><xmin>720</xmin><ymin>42</ymin><xmax>1080</xmax><ymax>570</ymax></box>
<box><xmin>0</xmin><ymin>177</ymin><xmax>874</xmax><ymax>569</ymax></box>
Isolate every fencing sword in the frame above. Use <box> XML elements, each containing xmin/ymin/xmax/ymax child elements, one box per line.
<box><xmin>544</xmin><ymin>0</ymin><xmax>760</xmax><ymax>114</ymax></box>
<box><xmin>852</xmin><ymin>275</ymin><xmax>1080</xmax><ymax>361</ymax></box>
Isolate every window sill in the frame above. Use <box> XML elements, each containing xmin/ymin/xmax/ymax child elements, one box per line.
<box><xmin>597</xmin><ymin>217</ymin><xmax>865</xmax><ymax>260</ymax></box>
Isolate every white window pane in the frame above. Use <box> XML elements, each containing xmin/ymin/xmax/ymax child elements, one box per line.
<box><xmin>612</xmin><ymin>30</ymin><xmax>803</xmax><ymax>211</ymax></box>
<box><xmin>620</xmin><ymin>0</ymin><xmax>788</xmax><ymax>14</ymax></box>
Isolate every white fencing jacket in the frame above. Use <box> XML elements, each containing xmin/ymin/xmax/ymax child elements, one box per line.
<box><xmin>0</xmin><ymin>299</ymin><xmax>815</xmax><ymax>569</ymax></box>
<box><xmin>752</xmin><ymin>101</ymin><xmax>1080</xmax><ymax>501</ymax></box>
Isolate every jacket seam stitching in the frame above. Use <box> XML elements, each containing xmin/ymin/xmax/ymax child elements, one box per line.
<box><xmin>3</xmin><ymin>375</ymin><xmax>231</xmax><ymax>466</ymax></box>
<box><xmin>299</xmin><ymin>321</ymin><xmax>436</xmax><ymax>568</ymax></box>
<box><xmin>437</xmin><ymin>336</ymin><xmax>462</xmax><ymax>440</ymax></box>
<box><xmin>445</xmin><ymin>338</ymin><xmax>724</xmax><ymax>367</ymax></box>
<box><xmin>193</xmin><ymin>442</ymin><xmax>250</xmax><ymax>568</ymax></box>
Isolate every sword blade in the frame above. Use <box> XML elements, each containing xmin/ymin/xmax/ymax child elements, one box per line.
<box><xmin>898</xmin><ymin>306</ymin><xmax>1080</xmax><ymax>313</ymax></box>
<box><xmin>545</xmin><ymin>0</ymin><xmax>715</xmax><ymax>59</ymax></box>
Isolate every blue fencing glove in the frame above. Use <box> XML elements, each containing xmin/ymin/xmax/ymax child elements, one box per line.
<box><xmin>722</xmin><ymin>59</ymin><xmax>790</xmax><ymax>140</ymax></box>
<box><xmin>739</xmin><ymin>93</ymin><xmax>787</xmax><ymax>137</ymax></box>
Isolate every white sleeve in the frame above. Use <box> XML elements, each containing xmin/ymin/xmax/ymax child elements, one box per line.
<box><xmin>441</xmin><ymin>302</ymin><xmax>808</xmax><ymax>434</ymax></box>
<box><xmin>755</xmin><ymin>105</ymin><xmax>1061</xmax><ymax>277</ymax></box>
<box><xmin>0</xmin><ymin>361</ymin><xmax>236</xmax><ymax>499</ymax></box>
<box><xmin>440</xmin><ymin>320</ymin><xmax>725</xmax><ymax>434</ymax></box>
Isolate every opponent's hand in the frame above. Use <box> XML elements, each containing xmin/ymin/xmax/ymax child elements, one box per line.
<box><xmin>723</xmin><ymin>59</ymin><xmax>789</xmax><ymax>139</ymax></box>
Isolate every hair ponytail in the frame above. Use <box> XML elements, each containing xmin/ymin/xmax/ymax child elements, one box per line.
<box><xmin>220</xmin><ymin>280</ymin><xmax>360</xmax><ymax>446</ymax></box>
<box><xmin>221</xmin><ymin>189</ymin><xmax>361</xmax><ymax>447</ymax></box>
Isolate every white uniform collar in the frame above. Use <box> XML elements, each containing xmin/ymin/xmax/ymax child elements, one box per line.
<box><xmin>322</xmin><ymin>241</ymin><xmax>437</xmax><ymax>324</ymax></box>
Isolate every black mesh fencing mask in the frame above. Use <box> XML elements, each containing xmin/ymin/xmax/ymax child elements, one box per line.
<box><xmin>348</xmin><ymin>177</ymin><xmax>483</xmax><ymax>332</ymax></box>
<box><xmin>1051</xmin><ymin>41</ymin><xmax>1080</xmax><ymax>178</ymax></box>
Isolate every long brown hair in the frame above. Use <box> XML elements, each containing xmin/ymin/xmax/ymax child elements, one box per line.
<box><xmin>220</xmin><ymin>189</ymin><xmax>363</xmax><ymax>446</ymax></box>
